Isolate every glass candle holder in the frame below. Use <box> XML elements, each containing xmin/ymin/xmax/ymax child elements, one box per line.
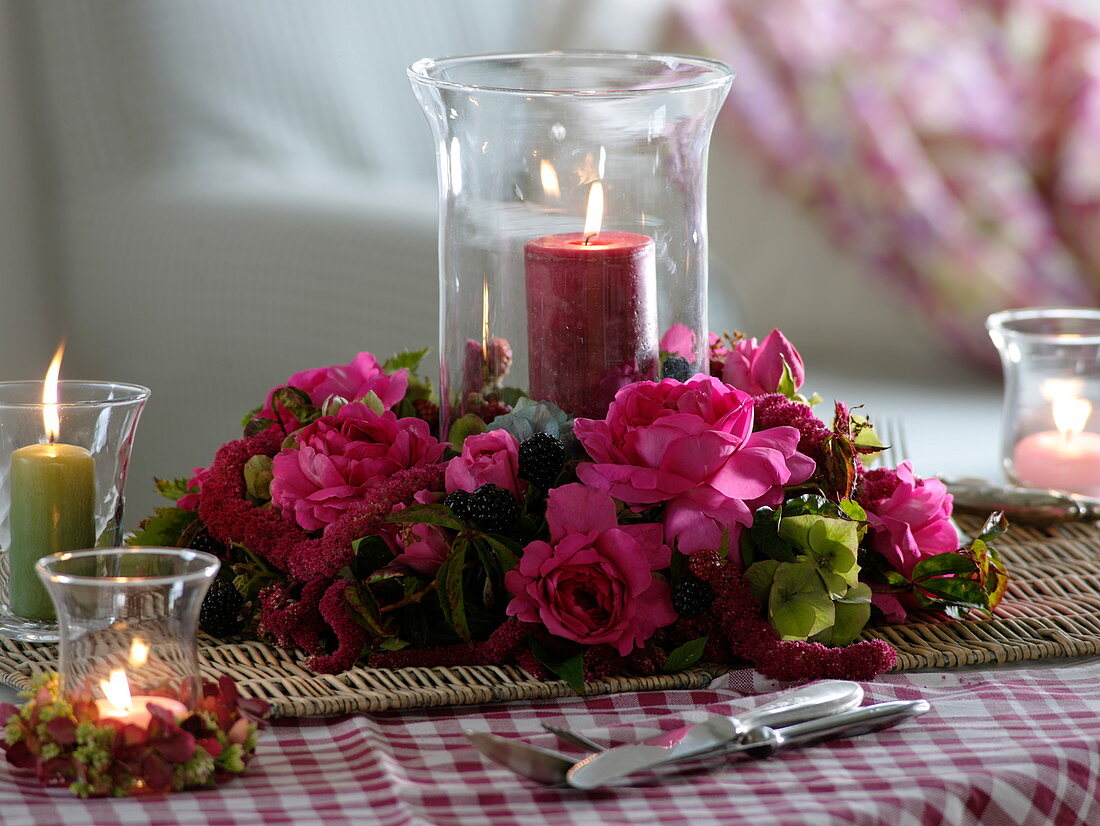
<box><xmin>35</xmin><ymin>548</ymin><xmax>219</xmax><ymax>724</ymax></box>
<box><xmin>987</xmin><ymin>308</ymin><xmax>1100</xmax><ymax>495</ymax></box>
<box><xmin>0</xmin><ymin>380</ymin><xmax>150</xmax><ymax>640</ymax></box>
<box><xmin>408</xmin><ymin>52</ymin><xmax>733</xmax><ymax>431</ymax></box>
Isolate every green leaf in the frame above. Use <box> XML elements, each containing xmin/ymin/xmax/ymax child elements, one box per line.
<box><xmin>127</xmin><ymin>507</ymin><xmax>198</xmax><ymax>548</ymax></box>
<box><xmin>911</xmin><ymin>552</ymin><xmax>977</xmax><ymax>581</ymax></box>
<box><xmin>915</xmin><ymin>577</ymin><xmax>989</xmax><ymax>612</ymax></box>
<box><xmin>977</xmin><ymin>511</ymin><xmax>1008</xmax><ymax>544</ymax></box>
<box><xmin>661</xmin><ymin>637</ymin><xmax>708</xmax><ymax>673</ymax></box>
<box><xmin>154</xmin><ymin>477</ymin><xmax>192</xmax><ymax>503</ymax></box>
<box><xmin>530</xmin><ymin>640</ymin><xmax>586</xmax><ymax>694</ymax></box>
<box><xmin>768</xmin><ymin>562</ymin><xmax>835</xmax><ymax>640</ymax></box>
<box><xmin>385</xmin><ymin>504</ymin><xmax>463</xmax><ymax>531</ymax></box>
<box><xmin>481</xmin><ymin>535</ymin><xmax>520</xmax><ymax>573</ymax></box>
<box><xmin>350</xmin><ymin>535</ymin><xmax>395</xmax><ymax>578</ymax></box>
<box><xmin>435</xmin><ymin>540</ymin><xmax>470</xmax><ymax>642</ymax></box>
<box><xmin>745</xmin><ymin>507</ymin><xmax>796</xmax><ymax>564</ymax></box>
<box><xmin>448</xmin><ymin>413</ymin><xmax>487</xmax><ymax>449</ymax></box>
<box><xmin>240</xmin><ymin>405</ymin><xmax>263</xmax><ymax>428</ymax></box>
<box><xmin>344</xmin><ymin>583</ymin><xmax>392</xmax><ymax>640</ymax></box>
<box><xmin>384</xmin><ymin>348</ymin><xmax>430</xmax><ymax>374</ymax></box>
<box><xmin>838</xmin><ymin>499</ymin><xmax>868</xmax><ymax>524</ymax></box>
<box><xmin>379</xmin><ymin>636</ymin><xmax>410</xmax><ymax>652</ymax></box>
<box><xmin>744</xmin><ymin>559</ymin><xmax>781</xmax><ymax>603</ymax></box>
<box><xmin>777</xmin><ymin>357</ymin><xmax>797</xmax><ymax>398</ymax></box>
<box><xmin>829</xmin><ymin>583</ymin><xmax>872</xmax><ymax>645</ymax></box>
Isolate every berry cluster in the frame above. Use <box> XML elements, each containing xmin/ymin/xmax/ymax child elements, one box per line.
<box><xmin>518</xmin><ymin>432</ymin><xmax>566</xmax><ymax>489</ymax></box>
<box><xmin>445</xmin><ymin>483</ymin><xmax>520</xmax><ymax>532</ymax></box>
<box><xmin>661</xmin><ymin>356</ymin><xmax>693</xmax><ymax>382</ymax></box>
<box><xmin>200</xmin><ymin>579</ymin><xmax>246</xmax><ymax>637</ymax></box>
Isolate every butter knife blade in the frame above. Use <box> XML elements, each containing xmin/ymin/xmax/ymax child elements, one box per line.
<box><xmin>944</xmin><ymin>477</ymin><xmax>1100</xmax><ymax>525</ymax></box>
<box><xmin>565</xmin><ymin>699</ymin><xmax>930</xmax><ymax>790</ymax></box>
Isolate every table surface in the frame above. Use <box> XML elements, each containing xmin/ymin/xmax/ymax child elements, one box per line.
<box><xmin>1</xmin><ymin>658</ymin><xmax>1099</xmax><ymax>826</ymax></box>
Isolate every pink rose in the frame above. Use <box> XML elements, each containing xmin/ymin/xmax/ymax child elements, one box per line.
<box><xmin>270</xmin><ymin>401</ymin><xmax>446</xmax><ymax>531</ymax></box>
<box><xmin>722</xmin><ymin>330</ymin><xmax>805</xmax><ymax>396</ymax></box>
<box><xmin>445</xmin><ymin>429</ymin><xmax>525</xmax><ymax>498</ymax></box>
<box><xmin>574</xmin><ymin>376</ymin><xmax>815</xmax><ymax>554</ymax></box>
<box><xmin>660</xmin><ymin>323</ymin><xmax>697</xmax><ymax>360</ymax></box>
<box><xmin>261</xmin><ymin>352</ymin><xmax>408</xmax><ymax>430</ymax></box>
<box><xmin>505</xmin><ymin>484</ymin><xmax>676</xmax><ymax>654</ymax></box>
<box><xmin>862</xmin><ymin>461</ymin><xmax>957</xmax><ymax>578</ymax></box>
<box><xmin>390</xmin><ymin>492</ymin><xmax>451</xmax><ymax>577</ymax></box>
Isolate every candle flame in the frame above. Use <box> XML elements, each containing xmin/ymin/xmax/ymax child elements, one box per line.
<box><xmin>583</xmin><ymin>181</ymin><xmax>604</xmax><ymax>244</ymax></box>
<box><xmin>481</xmin><ymin>280</ymin><xmax>490</xmax><ymax>358</ymax></box>
<box><xmin>100</xmin><ymin>669</ymin><xmax>133</xmax><ymax>711</ymax></box>
<box><xmin>1053</xmin><ymin>395</ymin><xmax>1092</xmax><ymax>440</ymax></box>
<box><xmin>130</xmin><ymin>638</ymin><xmax>150</xmax><ymax>667</ymax></box>
<box><xmin>540</xmin><ymin>160</ymin><xmax>560</xmax><ymax>200</ymax></box>
<box><xmin>42</xmin><ymin>342</ymin><xmax>65</xmax><ymax>443</ymax></box>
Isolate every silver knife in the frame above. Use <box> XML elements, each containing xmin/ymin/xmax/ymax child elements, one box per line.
<box><xmin>466</xmin><ymin>679</ymin><xmax>862</xmax><ymax>785</ymax></box>
<box><xmin>566</xmin><ymin>698</ymin><xmax>931</xmax><ymax>789</ymax></box>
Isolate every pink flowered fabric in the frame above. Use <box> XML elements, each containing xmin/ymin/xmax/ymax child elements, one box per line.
<box><xmin>677</xmin><ymin>0</ymin><xmax>1100</xmax><ymax>363</ymax></box>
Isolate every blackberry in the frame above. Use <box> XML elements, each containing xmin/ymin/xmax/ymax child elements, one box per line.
<box><xmin>518</xmin><ymin>432</ymin><xmax>566</xmax><ymax>488</ymax></box>
<box><xmin>671</xmin><ymin>575</ymin><xmax>715</xmax><ymax>618</ymax></box>
<box><xmin>464</xmin><ymin>483</ymin><xmax>520</xmax><ymax>532</ymax></box>
<box><xmin>444</xmin><ymin>490</ymin><xmax>473</xmax><ymax>519</ymax></box>
<box><xmin>200</xmin><ymin>579</ymin><xmax>246</xmax><ymax>637</ymax></box>
<box><xmin>661</xmin><ymin>356</ymin><xmax>692</xmax><ymax>382</ymax></box>
<box><xmin>188</xmin><ymin>531</ymin><xmax>226</xmax><ymax>557</ymax></box>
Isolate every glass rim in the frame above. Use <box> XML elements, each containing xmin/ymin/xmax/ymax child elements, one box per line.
<box><xmin>35</xmin><ymin>547</ymin><xmax>220</xmax><ymax>588</ymax></box>
<box><xmin>408</xmin><ymin>50</ymin><xmax>735</xmax><ymax>98</ymax></box>
<box><xmin>986</xmin><ymin>307</ymin><xmax>1100</xmax><ymax>343</ymax></box>
<box><xmin>0</xmin><ymin>380</ymin><xmax>151</xmax><ymax>408</ymax></box>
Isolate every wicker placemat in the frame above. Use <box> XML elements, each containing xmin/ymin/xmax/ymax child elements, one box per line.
<box><xmin>0</xmin><ymin>517</ymin><xmax>1097</xmax><ymax>717</ymax></box>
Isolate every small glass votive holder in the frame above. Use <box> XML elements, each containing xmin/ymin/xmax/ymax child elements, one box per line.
<box><xmin>987</xmin><ymin>308</ymin><xmax>1100</xmax><ymax>495</ymax></box>
<box><xmin>35</xmin><ymin>548</ymin><xmax>219</xmax><ymax>723</ymax></box>
<box><xmin>0</xmin><ymin>380</ymin><xmax>150</xmax><ymax>641</ymax></box>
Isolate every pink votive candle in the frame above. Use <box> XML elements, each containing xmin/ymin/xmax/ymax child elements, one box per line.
<box><xmin>524</xmin><ymin>231</ymin><xmax>657</xmax><ymax>419</ymax></box>
<box><xmin>1012</xmin><ymin>429</ymin><xmax>1100</xmax><ymax>496</ymax></box>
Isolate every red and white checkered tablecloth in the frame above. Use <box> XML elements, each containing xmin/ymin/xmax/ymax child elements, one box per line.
<box><xmin>3</xmin><ymin>661</ymin><xmax>1100</xmax><ymax>826</ymax></box>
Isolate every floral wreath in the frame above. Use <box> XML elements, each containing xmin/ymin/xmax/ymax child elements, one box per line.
<box><xmin>135</xmin><ymin>331</ymin><xmax>1007</xmax><ymax>689</ymax></box>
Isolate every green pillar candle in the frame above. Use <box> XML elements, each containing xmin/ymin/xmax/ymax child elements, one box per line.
<box><xmin>9</xmin><ymin>442</ymin><xmax>96</xmax><ymax>620</ymax></box>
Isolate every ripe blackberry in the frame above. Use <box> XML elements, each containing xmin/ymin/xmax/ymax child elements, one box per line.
<box><xmin>671</xmin><ymin>575</ymin><xmax>715</xmax><ymax>618</ymax></box>
<box><xmin>200</xmin><ymin>579</ymin><xmax>246</xmax><ymax>637</ymax></box>
<box><xmin>661</xmin><ymin>356</ymin><xmax>692</xmax><ymax>382</ymax></box>
<box><xmin>188</xmin><ymin>531</ymin><xmax>226</xmax><ymax>557</ymax></box>
<box><xmin>444</xmin><ymin>491</ymin><xmax>473</xmax><ymax>519</ymax></box>
<box><xmin>464</xmin><ymin>483</ymin><xmax>519</xmax><ymax>532</ymax></box>
<box><xmin>475</xmin><ymin>400</ymin><xmax>511</xmax><ymax>424</ymax></box>
<box><xmin>518</xmin><ymin>432</ymin><xmax>566</xmax><ymax>488</ymax></box>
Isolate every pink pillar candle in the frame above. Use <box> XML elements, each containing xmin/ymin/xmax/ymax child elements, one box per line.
<box><xmin>524</xmin><ymin>231</ymin><xmax>658</xmax><ymax>418</ymax></box>
<box><xmin>1012</xmin><ymin>429</ymin><xmax>1100</xmax><ymax>496</ymax></box>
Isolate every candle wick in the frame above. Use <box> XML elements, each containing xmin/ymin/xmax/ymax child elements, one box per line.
<box><xmin>583</xmin><ymin>232</ymin><xmax>596</xmax><ymax>246</ymax></box>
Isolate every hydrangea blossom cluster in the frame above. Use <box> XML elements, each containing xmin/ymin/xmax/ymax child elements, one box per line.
<box><xmin>142</xmin><ymin>335</ymin><xmax>1006</xmax><ymax>686</ymax></box>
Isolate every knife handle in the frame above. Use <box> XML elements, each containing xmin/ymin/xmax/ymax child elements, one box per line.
<box><xmin>773</xmin><ymin>699</ymin><xmax>931</xmax><ymax>750</ymax></box>
<box><xmin>736</xmin><ymin>679</ymin><xmax>864</xmax><ymax>731</ymax></box>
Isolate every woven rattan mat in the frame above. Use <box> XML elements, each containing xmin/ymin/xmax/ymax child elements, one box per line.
<box><xmin>0</xmin><ymin>517</ymin><xmax>1097</xmax><ymax>717</ymax></box>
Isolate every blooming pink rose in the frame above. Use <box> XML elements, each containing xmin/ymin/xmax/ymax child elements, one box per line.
<box><xmin>261</xmin><ymin>352</ymin><xmax>408</xmax><ymax>430</ymax></box>
<box><xmin>722</xmin><ymin>330</ymin><xmax>805</xmax><ymax>396</ymax></box>
<box><xmin>390</xmin><ymin>492</ymin><xmax>451</xmax><ymax>576</ymax></box>
<box><xmin>862</xmin><ymin>461</ymin><xmax>958</xmax><ymax>578</ymax></box>
<box><xmin>505</xmin><ymin>484</ymin><xmax>676</xmax><ymax>654</ymax></box>
<box><xmin>574</xmin><ymin>376</ymin><xmax>815</xmax><ymax>554</ymax></box>
<box><xmin>270</xmin><ymin>401</ymin><xmax>446</xmax><ymax>531</ymax></box>
<box><xmin>660</xmin><ymin>323</ymin><xmax>697</xmax><ymax>360</ymax></box>
<box><xmin>445</xmin><ymin>429</ymin><xmax>525</xmax><ymax>497</ymax></box>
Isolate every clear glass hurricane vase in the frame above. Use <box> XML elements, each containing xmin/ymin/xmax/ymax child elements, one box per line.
<box><xmin>987</xmin><ymin>308</ymin><xmax>1100</xmax><ymax>495</ymax></box>
<box><xmin>0</xmin><ymin>380</ymin><xmax>150</xmax><ymax>641</ymax></box>
<box><xmin>408</xmin><ymin>51</ymin><xmax>733</xmax><ymax>431</ymax></box>
<box><xmin>36</xmin><ymin>548</ymin><xmax>219</xmax><ymax>713</ymax></box>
